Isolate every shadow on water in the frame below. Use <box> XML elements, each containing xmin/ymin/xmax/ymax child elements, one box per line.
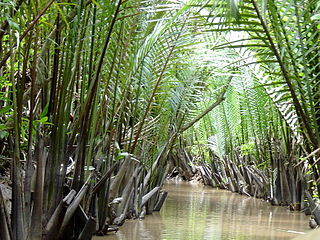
<box><xmin>94</xmin><ymin>180</ymin><xmax>313</xmax><ymax>240</ymax></box>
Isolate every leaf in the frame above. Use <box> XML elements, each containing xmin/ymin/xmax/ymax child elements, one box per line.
<box><xmin>115</xmin><ymin>152</ymin><xmax>130</xmax><ymax>161</ymax></box>
<box><xmin>0</xmin><ymin>105</ymin><xmax>12</xmax><ymax>114</ymax></box>
<box><xmin>40</xmin><ymin>104</ymin><xmax>49</xmax><ymax>119</ymax></box>
<box><xmin>33</xmin><ymin>116</ymin><xmax>53</xmax><ymax>127</ymax></box>
<box><xmin>7</xmin><ymin>19</ymin><xmax>20</xmax><ymax>30</ymax></box>
<box><xmin>229</xmin><ymin>0</ymin><xmax>240</xmax><ymax>21</ymax></box>
<box><xmin>38</xmin><ymin>116</ymin><xmax>48</xmax><ymax>123</ymax></box>
<box><xmin>0</xmin><ymin>130</ymin><xmax>9</xmax><ymax>139</ymax></box>
<box><xmin>311</xmin><ymin>14</ymin><xmax>320</xmax><ymax>21</ymax></box>
<box><xmin>53</xmin><ymin>3</ymin><xmax>70</xmax><ymax>29</ymax></box>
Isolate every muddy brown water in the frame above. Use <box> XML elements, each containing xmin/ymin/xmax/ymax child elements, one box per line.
<box><xmin>94</xmin><ymin>181</ymin><xmax>314</xmax><ymax>240</ymax></box>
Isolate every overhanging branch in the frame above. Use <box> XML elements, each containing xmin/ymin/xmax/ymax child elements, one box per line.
<box><xmin>180</xmin><ymin>78</ymin><xmax>232</xmax><ymax>133</ymax></box>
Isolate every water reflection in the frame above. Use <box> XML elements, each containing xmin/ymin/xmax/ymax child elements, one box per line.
<box><xmin>94</xmin><ymin>181</ymin><xmax>311</xmax><ymax>240</ymax></box>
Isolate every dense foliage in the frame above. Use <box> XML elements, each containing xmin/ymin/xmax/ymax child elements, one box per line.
<box><xmin>0</xmin><ymin>0</ymin><xmax>320</xmax><ymax>239</ymax></box>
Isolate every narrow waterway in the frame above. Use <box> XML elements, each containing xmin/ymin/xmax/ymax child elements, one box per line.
<box><xmin>94</xmin><ymin>181</ymin><xmax>312</xmax><ymax>240</ymax></box>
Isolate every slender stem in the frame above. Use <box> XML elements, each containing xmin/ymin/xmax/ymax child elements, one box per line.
<box><xmin>0</xmin><ymin>0</ymin><xmax>56</xmax><ymax>69</ymax></box>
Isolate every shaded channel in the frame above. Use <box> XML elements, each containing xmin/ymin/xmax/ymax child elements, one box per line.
<box><xmin>94</xmin><ymin>181</ymin><xmax>312</xmax><ymax>240</ymax></box>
